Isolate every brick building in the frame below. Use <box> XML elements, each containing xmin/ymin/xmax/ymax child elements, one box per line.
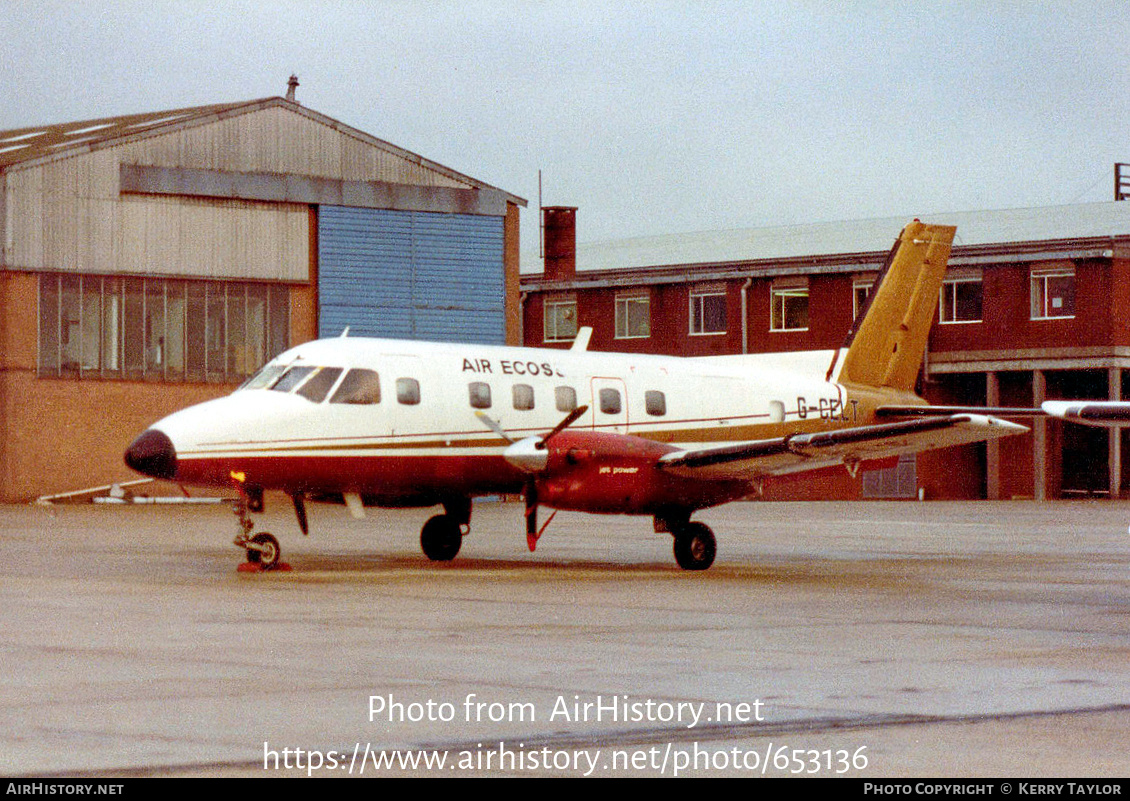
<box><xmin>520</xmin><ymin>203</ymin><xmax>1130</xmax><ymax>501</ymax></box>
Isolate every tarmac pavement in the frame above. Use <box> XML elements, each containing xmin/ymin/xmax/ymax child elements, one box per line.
<box><xmin>1</xmin><ymin>498</ymin><xmax>1128</xmax><ymax>777</ymax></box>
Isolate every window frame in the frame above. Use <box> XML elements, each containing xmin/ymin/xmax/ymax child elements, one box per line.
<box><xmin>770</xmin><ymin>280</ymin><xmax>809</xmax><ymax>332</ymax></box>
<box><xmin>689</xmin><ymin>285</ymin><xmax>727</xmax><ymax>336</ymax></box>
<box><xmin>852</xmin><ymin>276</ymin><xmax>876</xmax><ymax>321</ymax></box>
<box><xmin>938</xmin><ymin>271</ymin><xmax>984</xmax><ymax>325</ymax></box>
<box><xmin>1030</xmin><ymin>265</ymin><xmax>1076</xmax><ymax>320</ymax></box>
<box><xmin>543</xmin><ymin>296</ymin><xmax>578</xmax><ymax>342</ymax></box>
<box><xmin>37</xmin><ymin>273</ymin><xmax>289</xmax><ymax>383</ymax></box>
<box><xmin>614</xmin><ymin>292</ymin><xmax>650</xmax><ymax>339</ymax></box>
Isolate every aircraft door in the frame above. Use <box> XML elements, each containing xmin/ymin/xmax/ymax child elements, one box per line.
<box><xmin>590</xmin><ymin>377</ymin><xmax>629</xmax><ymax>434</ymax></box>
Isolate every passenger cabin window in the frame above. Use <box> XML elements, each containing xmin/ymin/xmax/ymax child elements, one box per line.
<box><xmin>330</xmin><ymin>369</ymin><xmax>381</xmax><ymax>404</ymax></box>
<box><xmin>297</xmin><ymin>367</ymin><xmax>343</xmax><ymax>403</ymax></box>
<box><xmin>555</xmin><ymin>386</ymin><xmax>577</xmax><ymax>412</ymax></box>
<box><xmin>397</xmin><ymin>377</ymin><xmax>421</xmax><ymax>405</ymax></box>
<box><xmin>599</xmin><ymin>388</ymin><xmax>622</xmax><ymax>415</ymax></box>
<box><xmin>645</xmin><ymin>390</ymin><xmax>667</xmax><ymax>416</ymax></box>
<box><xmin>513</xmin><ymin>384</ymin><xmax>535</xmax><ymax>411</ymax></box>
<box><xmin>468</xmin><ymin>382</ymin><xmax>492</xmax><ymax>409</ymax></box>
<box><xmin>271</xmin><ymin>366</ymin><xmax>316</xmax><ymax>393</ymax></box>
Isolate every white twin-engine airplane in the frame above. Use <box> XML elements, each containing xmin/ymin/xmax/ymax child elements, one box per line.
<box><xmin>123</xmin><ymin>221</ymin><xmax>1128</xmax><ymax>571</ymax></box>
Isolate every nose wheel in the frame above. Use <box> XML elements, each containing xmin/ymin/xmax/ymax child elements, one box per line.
<box><xmin>242</xmin><ymin>532</ymin><xmax>281</xmax><ymax>570</ymax></box>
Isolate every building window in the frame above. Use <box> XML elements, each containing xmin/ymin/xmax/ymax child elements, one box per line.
<box><xmin>853</xmin><ymin>276</ymin><xmax>876</xmax><ymax>320</ymax></box>
<box><xmin>615</xmin><ymin>293</ymin><xmax>650</xmax><ymax>339</ymax></box>
<box><xmin>38</xmin><ymin>274</ymin><xmax>288</xmax><ymax>382</ymax></box>
<box><xmin>544</xmin><ymin>297</ymin><xmax>577</xmax><ymax>342</ymax></box>
<box><xmin>770</xmin><ymin>281</ymin><xmax>809</xmax><ymax>331</ymax></box>
<box><xmin>1031</xmin><ymin>265</ymin><xmax>1075</xmax><ymax>319</ymax></box>
<box><xmin>939</xmin><ymin>271</ymin><xmax>983</xmax><ymax>324</ymax></box>
<box><xmin>689</xmin><ymin>286</ymin><xmax>726</xmax><ymax>335</ymax></box>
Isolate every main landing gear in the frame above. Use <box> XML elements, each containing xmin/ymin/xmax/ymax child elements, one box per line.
<box><xmin>420</xmin><ymin>498</ymin><xmax>471</xmax><ymax>562</ymax></box>
<box><xmin>661</xmin><ymin>516</ymin><xmax>717</xmax><ymax>571</ymax></box>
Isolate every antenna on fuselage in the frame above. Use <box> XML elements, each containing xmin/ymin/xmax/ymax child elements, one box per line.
<box><xmin>570</xmin><ymin>327</ymin><xmax>592</xmax><ymax>352</ymax></box>
<box><xmin>340</xmin><ymin>326</ymin><xmax>350</xmax><ymax>338</ymax></box>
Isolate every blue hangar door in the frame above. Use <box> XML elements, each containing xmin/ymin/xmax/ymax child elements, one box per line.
<box><xmin>317</xmin><ymin>206</ymin><xmax>505</xmax><ymax>344</ymax></box>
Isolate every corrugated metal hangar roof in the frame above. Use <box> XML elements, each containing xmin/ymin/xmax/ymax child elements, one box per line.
<box><xmin>0</xmin><ymin>96</ymin><xmax>526</xmax><ymax>206</ymax></box>
<box><xmin>0</xmin><ymin>102</ymin><xmax>247</xmax><ymax>168</ymax></box>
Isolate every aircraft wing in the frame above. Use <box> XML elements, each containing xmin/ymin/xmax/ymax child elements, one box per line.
<box><xmin>878</xmin><ymin>401</ymin><xmax>1130</xmax><ymax>428</ymax></box>
<box><xmin>657</xmin><ymin>414</ymin><xmax>1027</xmax><ymax>480</ymax></box>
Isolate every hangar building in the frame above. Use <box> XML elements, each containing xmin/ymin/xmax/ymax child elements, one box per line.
<box><xmin>521</xmin><ymin>202</ymin><xmax>1130</xmax><ymax>502</ymax></box>
<box><xmin>0</xmin><ymin>92</ymin><xmax>525</xmax><ymax>501</ymax></box>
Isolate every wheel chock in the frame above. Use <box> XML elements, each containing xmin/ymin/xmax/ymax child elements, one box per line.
<box><xmin>237</xmin><ymin>561</ymin><xmax>292</xmax><ymax>573</ymax></box>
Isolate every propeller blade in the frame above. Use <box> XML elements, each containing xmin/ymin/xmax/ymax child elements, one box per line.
<box><xmin>543</xmin><ymin>404</ymin><xmax>588</xmax><ymax>445</ymax></box>
<box><xmin>474</xmin><ymin>411</ymin><xmax>514</xmax><ymax>444</ymax></box>
<box><xmin>525</xmin><ymin>479</ymin><xmax>538</xmax><ymax>550</ymax></box>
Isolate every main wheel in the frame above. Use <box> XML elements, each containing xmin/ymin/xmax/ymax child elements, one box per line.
<box><xmin>247</xmin><ymin>532</ymin><xmax>281</xmax><ymax>570</ymax></box>
<box><xmin>673</xmin><ymin>522</ymin><xmax>716</xmax><ymax>571</ymax></box>
<box><xmin>420</xmin><ymin>514</ymin><xmax>462</xmax><ymax>561</ymax></box>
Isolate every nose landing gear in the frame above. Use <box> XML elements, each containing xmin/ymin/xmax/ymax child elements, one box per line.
<box><xmin>231</xmin><ymin>484</ymin><xmax>286</xmax><ymax>571</ymax></box>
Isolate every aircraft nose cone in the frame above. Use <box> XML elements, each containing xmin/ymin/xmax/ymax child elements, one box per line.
<box><xmin>124</xmin><ymin>429</ymin><xmax>178</xmax><ymax>480</ymax></box>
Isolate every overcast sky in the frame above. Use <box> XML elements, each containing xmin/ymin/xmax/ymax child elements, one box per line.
<box><xmin>4</xmin><ymin>1</ymin><xmax>1129</xmax><ymax>252</ymax></box>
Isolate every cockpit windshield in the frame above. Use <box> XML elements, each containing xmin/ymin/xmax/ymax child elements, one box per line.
<box><xmin>271</xmin><ymin>366</ymin><xmax>317</xmax><ymax>393</ymax></box>
<box><xmin>239</xmin><ymin>363</ymin><xmax>287</xmax><ymax>391</ymax></box>
<box><xmin>240</xmin><ymin>363</ymin><xmax>380</xmax><ymax>405</ymax></box>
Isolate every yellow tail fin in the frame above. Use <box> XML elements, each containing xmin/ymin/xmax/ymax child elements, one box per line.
<box><xmin>836</xmin><ymin>220</ymin><xmax>956</xmax><ymax>392</ymax></box>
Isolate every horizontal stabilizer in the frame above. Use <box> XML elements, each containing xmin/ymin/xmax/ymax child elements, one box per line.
<box><xmin>877</xmin><ymin>405</ymin><xmax>1044</xmax><ymax>418</ymax></box>
<box><xmin>881</xmin><ymin>402</ymin><xmax>1130</xmax><ymax>428</ymax></box>
<box><xmin>658</xmin><ymin>414</ymin><xmax>1027</xmax><ymax>480</ymax></box>
<box><xmin>1041</xmin><ymin>401</ymin><xmax>1130</xmax><ymax>428</ymax></box>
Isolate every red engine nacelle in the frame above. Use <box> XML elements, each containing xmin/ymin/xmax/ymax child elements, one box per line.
<box><xmin>535</xmin><ymin>430</ymin><xmax>750</xmax><ymax>515</ymax></box>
